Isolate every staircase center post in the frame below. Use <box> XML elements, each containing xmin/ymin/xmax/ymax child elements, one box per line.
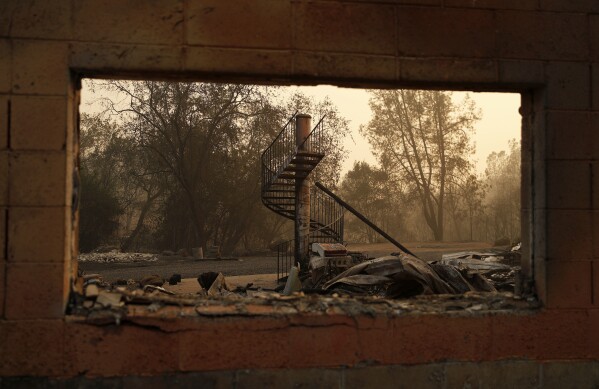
<box><xmin>295</xmin><ymin>114</ymin><xmax>312</xmax><ymax>267</ymax></box>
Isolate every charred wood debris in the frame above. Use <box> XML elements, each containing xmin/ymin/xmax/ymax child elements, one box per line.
<box><xmin>69</xmin><ymin>242</ymin><xmax>535</xmax><ymax>322</ymax></box>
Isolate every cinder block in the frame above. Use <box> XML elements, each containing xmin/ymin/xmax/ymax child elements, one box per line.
<box><xmin>541</xmin><ymin>0</ymin><xmax>599</xmax><ymax>12</ymax></box>
<box><xmin>0</xmin><ymin>320</ymin><xmax>65</xmax><ymax>376</ymax></box>
<box><xmin>397</xmin><ymin>8</ymin><xmax>495</xmax><ymax>58</ymax></box>
<box><xmin>521</xmin><ymin>157</ymin><xmax>532</xmax><ymax>210</ymax></box>
<box><xmin>72</xmin><ymin>0</ymin><xmax>183</xmax><ymax>45</ymax></box>
<box><xmin>533</xmin><ymin>159</ymin><xmax>547</xmax><ymax>209</ymax></box>
<box><xmin>445</xmin><ymin>0</ymin><xmax>538</xmax><ymax>9</ymax></box>
<box><xmin>499</xmin><ymin>60</ymin><xmax>544</xmax><ymax>85</ymax></box>
<box><xmin>497</xmin><ymin>11</ymin><xmax>588</xmax><ymax>61</ymax></box>
<box><xmin>344</xmin><ymin>365</ymin><xmax>444</xmax><ymax>389</ymax></box>
<box><xmin>595</xmin><ymin>262</ymin><xmax>599</xmax><ymax>305</ymax></box>
<box><xmin>12</xmin><ymin>40</ymin><xmax>68</xmax><ymax>95</ymax></box>
<box><xmin>546</xmin><ymin>111</ymin><xmax>594</xmax><ymax>159</ymax></box>
<box><xmin>593</xmin><ymin>64</ymin><xmax>599</xmax><ymax>111</ymax></box>
<box><xmin>70</xmin><ymin>42</ymin><xmax>183</xmax><ymax>73</ymax></box>
<box><xmin>187</xmin><ymin>0</ymin><xmax>290</xmax><ymax>49</ymax></box>
<box><xmin>392</xmin><ymin>315</ymin><xmax>491</xmax><ymax>364</ymax></box>
<box><xmin>400</xmin><ymin>58</ymin><xmax>497</xmax><ymax>84</ymax></box>
<box><xmin>533</xmin><ymin>207</ymin><xmax>548</xmax><ymax>301</ymax></box>
<box><xmin>593</xmin><ymin>210</ymin><xmax>599</xmax><ymax>258</ymax></box>
<box><xmin>0</xmin><ymin>95</ymin><xmax>7</xmax><ymax>150</ymax></box>
<box><xmin>520</xmin><ymin>209</ymin><xmax>533</xmax><ymax>278</ymax></box>
<box><xmin>5</xmin><ymin>262</ymin><xmax>66</xmax><ymax>319</ymax></box>
<box><xmin>287</xmin><ymin>324</ymin><xmax>360</xmax><ymax>367</ymax></box>
<box><xmin>592</xmin><ymin>16</ymin><xmax>599</xmax><ymax>62</ymax></box>
<box><xmin>543</xmin><ymin>362</ymin><xmax>599</xmax><ymax>388</ymax></box>
<box><xmin>0</xmin><ymin>39</ymin><xmax>10</xmax><ymax>94</ymax></box>
<box><xmin>392</xmin><ymin>0</ymin><xmax>440</xmax><ymax>4</ymax></box>
<box><xmin>64</xmin><ymin>323</ymin><xmax>178</xmax><ymax>376</ymax></box>
<box><xmin>8</xmin><ymin>207</ymin><xmax>66</xmax><ymax>263</ymax></box>
<box><xmin>489</xmin><ymin>315</ymin><xmax>539</xmax><ymax>359</ymax></box>
<box><xmin>545</xmin><ymin>61</ymin><xmax>591</xmax><ymax>110</ymax></box>
<box><xmin>590</xmin><ymin>119</ymin><xmax>599</xmax><ymax>159</ymax></box>
<box><xmin>0</xmin><ymin>151</ymin><xmax>6</xmax><ymax>206</ymax></box>
<box><xmin>294</xmin><ymin>52</ymin><xmax>396</xmax><ymax>82</ymax></box>
<box><xmin>590</xmin><ymin>310</ymin><xmax>599</xmax><ymax>356</ymax></box>
<box><xmin>0</xmin><ymin>208</ymin><xmax>5</xmax><ymax>261</ymax></box>
<box><xmin>9</xmin><ymin>151</ymin><xmax>67</xmax><ymax>206</ymax></box>
<box><xmin>0</xmin><ymin>259</ymin><xmax>4</xmax><ymax>316</ymax></box>
<box><xmin>293</xmin><ymin>2</ymin><xmax>395</xmax><ymax>55</ymax></box>
<box><xmin>537</xmin><ymin>310</ymin><xmax>591</xmax><ymax>359</ymax></box>
<box><xmin>237</xmin><ymin>369</ymin><xmax>341</xmax><ymax>389</ymax></box>
<box><xmin>10</xmin><ymin>95</ymin><xmax>67</xmax><ymax>151</ymax></box>
<box><xmin>445</xmin><ymin>361</ymin><xmax>539</xmax><ymax>389</ymax></box>
<box><xmin>595</xmin><ymin>162</ymin><xmax>599</xmax><ymax>204</ymax></box>
<box><xmin>123</xmin><ymin>372</ymin><xmax>235</xmax><ymax>389</ymax></box>
<box><xmin>546</xmin><ymin>160</ymin><xmax>591</xmax><ymax>210</ymax></box>
<box><xmin>546</xmin><ymin>210</ymin><xmax>593</xmax><ymax>260</ymax></box>
<box><xmin>179</xmin><ymin>322</ymin><xmax>290</xmax><ymax>371</ymax></box>
<box><xmin>546</xmin><ymin>260</ymin><xmax>592</xmax><ymax>308</ymax></box>
<box><xmin>5</xmin><ymin>0</ymin><xmax>71</xmax><ymax>39</ymax></box>
<box><xmin>184</xmin><ymin>47</ymin><xmax>291</xmax><ymax>76</ymax></box>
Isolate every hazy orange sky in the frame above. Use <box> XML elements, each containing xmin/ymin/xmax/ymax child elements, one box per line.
<box><xmin>282</xmin><ymin>85</ymin><xmax>520</xmax><ymax>176</ymax></box>
<box><xmin>80</xmin><ymin>80</ymin><xmax>520</xmax><ymax>177</ymax></box>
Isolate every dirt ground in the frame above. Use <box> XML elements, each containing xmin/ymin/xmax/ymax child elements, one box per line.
<box><xmin>79</xmin><ymin>241</ymin><xmax>494</xmax><ymax>283</ymax></box>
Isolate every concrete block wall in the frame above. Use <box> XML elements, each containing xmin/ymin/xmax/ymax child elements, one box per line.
<box><xmin>0</xmin><ymin>0</ymin><xmax>598</xmax><ymax>383</ymax></box>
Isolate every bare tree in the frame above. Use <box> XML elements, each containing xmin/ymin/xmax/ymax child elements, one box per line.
<box><xmin>361</xmin><ymin>90</ymin><xmax>479</xmax><ymax>241</ymax></box>
<box><xmin>482</xmin><ymin>139</ymin><xmax>520</xmax><ymax>242</ymax></box>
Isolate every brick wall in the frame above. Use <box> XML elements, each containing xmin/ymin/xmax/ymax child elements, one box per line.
<box><xmin>1</xmin><ymin>0</ymin><xmax>599</xmax><ymax>384</ymax></box>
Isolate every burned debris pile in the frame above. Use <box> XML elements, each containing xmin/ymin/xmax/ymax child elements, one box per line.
<box><xmin>70</xmin><ymin>241</ymin><xmax>523</xmax><ymax>322</ymax></box>
<box><xmin>295</xmin><ymin>243</ymin><xmax>520</xmax><ymax>299</ymax></box>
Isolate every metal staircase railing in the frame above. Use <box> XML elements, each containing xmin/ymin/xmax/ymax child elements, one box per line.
<box><xmin>263</xmin><ymin>114</ymin><xmax>413</xmax><ymax>280</ymax></box>
<box><xmin>309</xmin><ymin>187</ymin><xmax>344</xmax><ymax>244</ymax></box>
<box><xmin>261</xmin><ymin>114</ymin><xmax>345</xmax><ymax>280</ymax></box>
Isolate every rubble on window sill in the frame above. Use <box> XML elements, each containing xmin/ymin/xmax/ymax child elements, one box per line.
<box><xmin>69</xmin><ymin>286</ymin><xmax>539</xmax><ymax>325</ymax></box>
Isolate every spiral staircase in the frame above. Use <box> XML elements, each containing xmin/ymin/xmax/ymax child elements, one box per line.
<box><xmin>261</xmin><ymin>114</ymin><xmax>345</xmax><ymax>278</ymax></box>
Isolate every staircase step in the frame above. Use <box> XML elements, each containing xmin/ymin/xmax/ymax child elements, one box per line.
<box><xmin>278</xmin><ymin>172</ymin><xmax>308</xmax><ymax>179</ymax></box>
<box><xmin>296</xmin><ymin>151</ymin><xmax>325</xmax><ymax>158</ymax></box>
<box><xmin>264</xmin><ymin>189</ymin><xmax>295</xmax><ymax>193</ymax></box>
<box><xmin>290</xmin><ymin>158</ymin><xmax>320</xmax><ymax>165</ymax></box>
<box><xmin>263</xmin><ymin>196</ymin><xmax>295</xmax><ymax>200</ymax></box>
<box><xmin>269</xmin><ymin>202</ymin><xmax>295</xmax><ymax>207</ymax></box>
<box><xmin>284</xmin><ymin>165</ymin><xmax>314</xmax><ymax>173</ymax></box>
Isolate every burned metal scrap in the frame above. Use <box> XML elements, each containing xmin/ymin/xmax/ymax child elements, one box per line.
<box><xmin>436</xmin><ymin>243</ymin><xmax>522</xmax><ymax>292</ymax></box>
<box><xmin>318</xmin><ymin>252</ymin><xmax>496</xmax><ymax>298</ymax></box>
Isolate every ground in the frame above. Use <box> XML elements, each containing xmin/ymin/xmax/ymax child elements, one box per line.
<box><xmin>79</xmin><ymin>241</ymin><xmax>494</xmax><ymax>283</ymax></box>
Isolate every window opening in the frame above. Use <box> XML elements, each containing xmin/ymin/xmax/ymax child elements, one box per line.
<box><xmin>73</xmin><ymin>79</ymin><xmax>525</xmax><ymax>315</ymax></box>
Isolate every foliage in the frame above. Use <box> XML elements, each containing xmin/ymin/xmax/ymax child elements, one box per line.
<box><xmin>481</xmin><ymin>139</ymin><xmax>520</xmax><ymax>241</ymax></box>
<box><xmin>361</xmin><ymin>90</ymin><xmax>480</xmax><ymax>241</ymax></box>
<box><xmin>340</xmin><ymin>162</ymin><xmax>396</xmax><ymax>243</ymax></box>
<box><xmin>80</xmin><ymin>81</ymin><xmax>349</xmax><ymax>254</ymax></box>
<box><xmin>78</xmin><ymin>114</ymin><xmax>124</xmax><ymax>251</ymax></box>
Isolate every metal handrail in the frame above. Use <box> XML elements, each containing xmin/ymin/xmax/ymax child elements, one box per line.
<box><xmin>260</xmin><ymin>112</ymin><xmax>297</xmax><ymax>163</ymax></box>
<box><xmin>261</xmin><ymin>113</ymin><xmax>297</xmax><ymax>191</ymax></box>
<box><xmin>297</xmin><ymin>115</ymin><xmax>326</xmax><ymax>154</ymax></box>
<box><xmin>262</xmin><ymin>114</ymin><xmax>348</xmax><ymax>279</ymax></box>
<box><xmin>309</xmin><ymin>186</ymin><xmax>344</xmax><ymax>242</ymax></box>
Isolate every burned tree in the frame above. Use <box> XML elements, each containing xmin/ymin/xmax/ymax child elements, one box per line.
<box><xmin>362</xmin><ymin>90</ymin><xmax>479</xmax><ymax>241</ymax></box>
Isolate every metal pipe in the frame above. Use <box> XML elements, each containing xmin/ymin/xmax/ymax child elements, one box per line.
<box><xmin>294</xmin><ymin>114</ymin><xmax>312</xmax><ymax>267</ymax></box>
<box><xmin>314</xmin><ymin>182</ymin><xmax>417</xmax><ymax>257</ymax></box>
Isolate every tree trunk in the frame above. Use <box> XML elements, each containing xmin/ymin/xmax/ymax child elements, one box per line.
<box><xmin>120</xmin><ymin>190</ymin><xmax>161</xmax><ymax>252</ymax></box>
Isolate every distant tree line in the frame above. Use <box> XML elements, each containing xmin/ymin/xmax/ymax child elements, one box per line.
<box><xmin>80</xmin><ymin>83</ymin><xmax>520</xmax><ymax>253</ymax></box>
<box><xmin>79</xmin><ymin>81</ymin><xmax>349</xmax><ymax>253</ymax></box>
<box><xmin>342</xmin><ymin>90</ymin><xmax>520</xmax><ymax>244</ymax></box>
